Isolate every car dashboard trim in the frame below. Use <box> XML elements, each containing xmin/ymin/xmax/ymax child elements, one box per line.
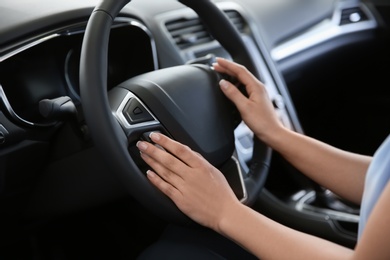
<box><xmin>0</xmin><ymin>34</ymin><xmax>60</xmax><ymax>63</ymax></box>
<box><xmin>0</xmin><ymin>16</ymin><xmax>158</xmax><ymax>128</ymax></box>
<box><xmin>0</xmin><ymin>84</ymin><xmax>56</xmax><ymax>128</ymax></box>
<box><xmin>271</xmin><ymin>2</ymin><xmax>378</xmax><ymax>62</ymax></box>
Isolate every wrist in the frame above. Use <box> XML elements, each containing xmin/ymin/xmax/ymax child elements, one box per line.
<box><xmin>255</xmin><ymin>123</ymin><xmax>289</xmax><ymax>149</ymax></box>
<box><xmin>215</xmin><ymin>201</ymin><xmax>247</xmax><ymax>236</ymax></box>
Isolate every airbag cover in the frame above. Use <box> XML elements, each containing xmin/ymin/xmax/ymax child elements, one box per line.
<box><xmin>118</xmin><ymin>64</ymin><xmax>236</xmax><ymax>167</ymax></box>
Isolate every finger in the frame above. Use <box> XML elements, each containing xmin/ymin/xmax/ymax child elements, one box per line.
<box><xmin>213</xmin><ymin>57</ymin><xmax>258</xmax><ymax>86</ymax></box>
<box><xmin>219</xmin><ymin>79</ymin><xmax>250</xmax><ymax>111</ymax></box>
<box><xmin>139</xmin><ymin>151</ymin><xmax>184</xmax><ymax>186</ymax></box>
<box><xmin>137</xmin><ymin>140</ymin><xmax>189</xmax><ymax>177</ymax></box>
<box><xmin>214</xmin><ymin>58</ymin><xmax>268</xmax><ymax>101</ymax></box>
<box><xmin>146</xmin><ymin>170</ymin><xmax>183</xmax><ymax>201</ymax></box>
<box><xmin>149</xmin><ymin>133</ymin><xmax>205</xmax><ymax>168</ymax></box>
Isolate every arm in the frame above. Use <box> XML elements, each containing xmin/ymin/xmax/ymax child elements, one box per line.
<box><xmin>137</xmin><ymin>133</ymin><xmax>390</xmax><ymax>259</ymax></box>
<box><xmin>213</xmin><ymin>58</ymin><xmax>371</xmax><ymax>204</ymax></box>
<box><xmin>262</xmin><ymin>128</ymin><xmax>370</xmax><ymax>204</ymax></box>
<box><xmin>218</xmin><ymin>178</ymin><xmax>390</xmax><ymax>260</ymax></box>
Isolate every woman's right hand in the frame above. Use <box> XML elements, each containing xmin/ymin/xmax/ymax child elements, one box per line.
<box><xmin>213</xmin><ymin>57</ymin><xmax>284</xmax><ymax>144</ymax></box>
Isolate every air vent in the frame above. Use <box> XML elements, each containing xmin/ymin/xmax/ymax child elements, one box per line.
<box><xmin>165</xmin><ymin>17</ymin><xmax>213</xmax><ymax>50</ymax></box>
<box><xmin>224</xmin><ymin>10</ymin><xmax>248</xmax><ymax>34</ymax></box>
<box><xmin>340</xmin><ymin>7</ymin><xmax>368</xmax><ymax>25</ymax></box>
<box><xmin>165</xmin><ymin>10</ymin><xmax>249</xmax><ymax>50</ymax></box>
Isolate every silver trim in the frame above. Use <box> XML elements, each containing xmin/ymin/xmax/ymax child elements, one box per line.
<box><xmin>230</xmin><ymin>155</ymin><xmax>248</xmax><ymax>203</ymax></box>
<box><xmin>0</xmin><ymin>84</ymin><xmax>35</xmax><ymax>127</ymax></box>
<box><xmin>271</xmin><ymin>2</ymin><xmax>377</xmax><ymax>62</ymax></box>
<box><xmin>295</xmin><ymin>190</ymin><xmax>360</xmax><ymax>223</ymax></box>
<box><xmin>1</xmin><ymin>18</ymin><xmax>159</xmax><ymax>67</ymax></box>
<box><xmin>0</xmin><ymin>34</ymin><xmax>60</xmax><ymax>63</ymax></box>
<box><xmin>114</xmin><ymin>91</ymin><xmax>160</xmax><ymax>130</ymax></box>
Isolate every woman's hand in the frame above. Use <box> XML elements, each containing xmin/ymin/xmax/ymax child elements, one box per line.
<box><xmin>137</xmin><ymin>132</ymin><xmax>241</xmax><ymax>231</ymax></box>
<box><xmin>213</xmin><ymin>58</ymin><xmax>284</xmax><ymax>144</ymax></box>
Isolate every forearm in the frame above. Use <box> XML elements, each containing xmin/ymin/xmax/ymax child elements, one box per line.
<box><xmin>217</xmin><ymin>202</ymin><xmax>354</xmax><ymax>260</ymax></box>
<box><xmin>214</xmin><ymin>58</ymin><xmax>370</xmax><ymax>203</ymax></box>
<box><xmin>261</xmin><ymin>127</ymin><xmax>371</xmax><ymax>204</ymax></box>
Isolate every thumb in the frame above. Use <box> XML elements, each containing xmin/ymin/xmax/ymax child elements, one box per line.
<box><xmin>219</xmin><ymin>79</ymin><xmax>247</xmax><ymax>109</ymax></box>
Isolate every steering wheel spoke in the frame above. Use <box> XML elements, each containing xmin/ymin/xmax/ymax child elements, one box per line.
<box><xmin>109</xmin><ymin>87</ymin><xmax>162</xmax><ymax>143</ymax></box>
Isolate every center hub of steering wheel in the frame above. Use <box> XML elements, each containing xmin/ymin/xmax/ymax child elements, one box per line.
<box><xmin>114</xmin><ymin>64</ymin><xmax>237</xmax><ymax>167</ymax></box>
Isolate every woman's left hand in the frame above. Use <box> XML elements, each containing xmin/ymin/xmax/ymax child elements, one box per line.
<box><xmin>137</xmin><ymin>132</ymin><xmax>240</xmax><ymax>231</ymax></box>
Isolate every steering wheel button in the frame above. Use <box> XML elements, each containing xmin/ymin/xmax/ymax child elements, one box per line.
<box><xmin>123</xmin><ymin>98</ymin><xmax>154</xmax><ymax>124</ymax></box>
<box><xmin>133</xmin><ymin>107</ymin><xmax>143</xmax><ymax>115</ymax></box>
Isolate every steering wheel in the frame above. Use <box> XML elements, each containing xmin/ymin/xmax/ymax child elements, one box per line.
<box><xmin>80</xmin><ymin>0</ymin><xmax>271</xmax><ymax>224</ymax></box>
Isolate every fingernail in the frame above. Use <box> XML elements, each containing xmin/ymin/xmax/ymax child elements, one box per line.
<box><xmin>146</xmin><ymin>170</ymin><xmax>156</xmax><ymax>178</ymax></box>
<box><xmin>219</xmin><ymin>79</ymin><xmax>229</xmax><ymax>90</ymax></box>
<box><xmin>149</xmin><ymin>132</ymin><xmax>160</xmax><ymax>142</ymax></box>
<box><xmin>136</xmin><ymin>141</ymin><xmax>148</xmax><ymax>151</ymax></box>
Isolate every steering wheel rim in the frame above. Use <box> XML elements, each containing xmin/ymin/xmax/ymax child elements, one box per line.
<box><xmin>80</xmin><ymin>0</ymin><xmax>271</xmax><ymax>224</ymax></box>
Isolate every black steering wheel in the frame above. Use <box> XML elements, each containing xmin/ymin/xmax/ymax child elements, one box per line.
<box><xmin>80</xmin><ymin>0</ymin><xmax>271</xmax><ymax>224</ymax></box>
